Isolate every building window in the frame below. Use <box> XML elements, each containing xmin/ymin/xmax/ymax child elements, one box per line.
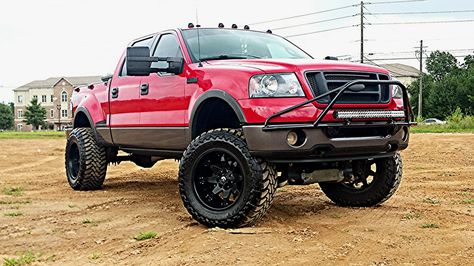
<box><xmin>61</xmin><ymin>91</ymin><xmax>68</xmax><ymax>102</ymax></box>
<box><xmin>33</xmin><ymin>95</ymin><xmax>38</xmax><ymax>101</ymax></box>
<box><xmin>42</xmin><ymin>95</ymin><xmax>47</xmax><ymax>103</ymax></box>
<box><xmin>50</xmin><ymin>109</ymin><xmax>54</xmax><ymax>118</ymax></box>
<box><xmin>50</xmin><ymin>95</ymin><xmax>54</xmax><ymax>102</ymax></box>
<box><xmin>61</xmin><ymin>109</ymin><xmax>68</xmax><ymax>118</ymax></box>
<box><xmin>17</xmin><ymin>124</ymin><xmax>23</xmax><ymax>131</ymax></box>
<box><xmin>18</xmin><ymin>110</ymin><xmax>23</xmax><ymax>118</ymax></box>
<box><xmin>17</xmin><ymin>95</ymin><xmax>23</xmax><ymax>104</ymax></box>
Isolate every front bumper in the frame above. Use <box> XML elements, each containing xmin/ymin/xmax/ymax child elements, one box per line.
<box><xmin>243</xmin><ymin>124</ymin><xmax>409</xmax><ymax>163</ymax></box>
<box><xmin>246</xmin><ymin>79</ymin><xmax>414</xmax><ymax>163</ymax></box>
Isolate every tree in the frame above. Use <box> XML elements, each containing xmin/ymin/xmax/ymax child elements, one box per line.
<box><xmin>463</xmin><ymin>54</ymin><xmax>474</xmax><ymax>69</ymax></box>
<box><xmin>426</xmin><ymin>51</ymin><xmax>458</xmax><ymax>81</ymax></box>
<box><xmin>408</xmin><ymin>51</ymin><xmax>474</xmax><ymax>119</ymax></box>
<box><xmin>24</xmin><ymin>98</ymin><xmax>46</xmax><ymax>130</ymax></box>
<box><xmin>0</xmin><ymin>103</ymin><xmax>14</xmax><ymax>130</ymax></box>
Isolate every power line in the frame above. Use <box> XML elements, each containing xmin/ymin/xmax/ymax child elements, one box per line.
<box><xmin>367</xmin><ymin>48</ymin><xmax>474</xmax><ymax>55</ymax></box>
<box><xmin>365</xmin><ymin>0</ymin><xmax>426</xmax><ymax>5</ymax></box>
<box><xmin>365</xmin><ymin>55</ymin><xmax>471</xmax><ymax>61</ymax></box>
<box><xmin>367</xmin><ymin>9</ymin><xmax>474</xmax><ymax>15</ymax></box>
<box><xmin>271</xmin><ymin>14</ymin><xmax>358</xmax><ymax>30</ymax></box>
<box><xmin>369</xmin><ymin>19</ymin><xmax>474</xmax><ymax>25</ymax></box>
<box><xmin>249</xmin><ymin>4</ymin><xmax>358</xmax><ymax>25</ymax></box>
<box><xmin>284</xmin><ymin>25</ymin><xmax>358</xmax><ymax>38</ymax></box>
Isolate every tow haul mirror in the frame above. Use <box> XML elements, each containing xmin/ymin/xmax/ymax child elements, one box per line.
<box><xmin>126</xmin><ymin>46</ymin><xmax>154</xmax><ymax>76</ymax></box>
<box><xmin>150</xmin><ymin>57</ymin><xmax>184</xmax><ymax>75</ymax></box>
<box><xmin>127</xmin><ymin>46</ymin><xmax>185</xmax><ymax>76</ymax></box>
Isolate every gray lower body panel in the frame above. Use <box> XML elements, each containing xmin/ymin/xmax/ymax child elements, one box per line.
<box><xmin>243</xmin><ymin>125</ymin><xmax>409</xmax><ymax>162</ymax></box>
<box><xmin>97</xmin><ymin>127</ymin><xmax>189</xmax><ymax>150</ymax></box>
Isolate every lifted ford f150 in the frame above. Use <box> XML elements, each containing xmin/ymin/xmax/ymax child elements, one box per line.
<box><xmin>65</xmin><ymin>25</ymin><xmax>414</xmax><ymax>228</ymax></box>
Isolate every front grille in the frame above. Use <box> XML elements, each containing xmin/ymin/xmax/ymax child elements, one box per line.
<box><xmin>306</xmin><ymin>71</ymin><xmax>390</xmax><ymax>104</ymax></box>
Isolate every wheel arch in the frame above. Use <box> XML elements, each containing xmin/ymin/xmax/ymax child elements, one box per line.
<box><xmin>73</xmin><ymin>107</ymin><xmax>99</xmax><ymax>140</ymax></box>
<box><xmin>189</xmin><ymin>90</ymin><xmax>247</xmax><ymax>139</ymax></box>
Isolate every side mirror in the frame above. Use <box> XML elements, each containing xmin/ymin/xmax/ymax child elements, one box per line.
<box><xmin>167</xmin><ymin>57</ymin><xmax>184</xmax><ymax>75</ymax></box>
<box><xmin>126</xmin><ymin>47</ymin><xmax>153</xmax><ymax>76</ymax></box>
<box><xmin>150</xmin><ymin>57</ymin><xmax>184</xmax><ymax>75</ymax></box>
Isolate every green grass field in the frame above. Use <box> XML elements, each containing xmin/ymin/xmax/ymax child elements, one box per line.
<box><xmin>0</xmin><ymin>131</ymin><xmax>65</xmax><ymax>139</ymax></box>
<box><xmin>411</xmin><ymin>125</ymin><xmax>474</xmax><ymax>133</ymax></box>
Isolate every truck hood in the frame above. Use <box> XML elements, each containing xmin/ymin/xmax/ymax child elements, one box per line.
<box><xmin>204</xmin><ymin>58</ymin><xmax>390</xmax><ymax>75</ymax></box>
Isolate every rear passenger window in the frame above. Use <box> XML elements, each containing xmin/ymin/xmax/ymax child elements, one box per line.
<box><xmin>120</xmin><ymin>37</ymin><xmax>155</xmax><ymax>76</ymax></box>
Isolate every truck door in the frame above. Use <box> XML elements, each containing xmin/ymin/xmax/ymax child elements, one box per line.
<box><xmin>138</xmin><ymin>33</ymin><xmax>187</xmax><ymax>150</ymax></box>
<box><xmin>108</xmin><ymin>36</ymin><xmax>155</xmax><ymax>147</ymax></box>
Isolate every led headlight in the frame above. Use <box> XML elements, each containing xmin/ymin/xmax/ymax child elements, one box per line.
<box><xmin>249</xmin><ymin>73</ymin><xmax>305</xmax><ymax>98</ymax></box>
<box><xmin>389</xmin><ymin>76</ymin><xmax>403</xmax><ymax>99</ymax></box>
<box><xmin>392</xmin><ymin>85</ymin><xmax>403</xmax><ymax>98</ymax></box>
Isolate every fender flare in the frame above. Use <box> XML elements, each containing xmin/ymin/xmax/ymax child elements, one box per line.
<box><xmin>74</xmin><ymin>107</ymin><xmax>100</xmax><ymax>140</ymax></box>
<box><xmin>189</xmin><ymin>90</ymin><xmax>247</xmax><ymax>136</ymax></box>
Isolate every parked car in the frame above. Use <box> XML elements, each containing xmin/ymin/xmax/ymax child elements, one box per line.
<box><xmin>422</xmin><ymin>118</ymin><xmax>446</xmax><ymax>125</ymax></box>
<box><xmin>65</xmin><ymin>25</ymin><xmax>414</xmax><ymax>228</ymax></box>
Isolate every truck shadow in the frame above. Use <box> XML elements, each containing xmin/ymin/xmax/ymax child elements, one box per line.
<box><xmin>102</xmin><ymin>177</ymin><xmax>347</xmax><ymax>220</ymax></box>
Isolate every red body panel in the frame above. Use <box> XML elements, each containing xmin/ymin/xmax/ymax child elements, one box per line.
<box><xmin>71</xmin><ymin>29</ymin><xmax>403</xmax><ymax>135</ymax></box>
<box><xmin>140</xmin><ymin>72</ymin><xmax>187</xmax><ymax>127</ymax></box>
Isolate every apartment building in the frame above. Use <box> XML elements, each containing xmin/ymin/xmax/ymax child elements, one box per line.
<box><xmin>13</xmin><ymin>76</ymin><xmax>101</xmax><ymax>131</ymax></box>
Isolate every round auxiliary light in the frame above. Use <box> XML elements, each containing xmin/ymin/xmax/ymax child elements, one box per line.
<box><xmin>244</xmin><ymin>25</ymin><xmax>250</xmax><ymax>30</ymax></box>
<box><xmin>218</xmin><ymin>23</ymin><xmax>225</xmax><ymax>28</ymax></box>
<box><xmin>232</xmin><ymin>24</ymin><xmax>238</xmax><ymax>29</ymax></box>
<box><xmin>188</xmin><ymin>23</ymin><xmax>194</xmax><ymax>28</ymax></box>
<box><xmin>287</xmin><ymin>131</ymin><xmax>298</xmax><ymax>146</ymax></box>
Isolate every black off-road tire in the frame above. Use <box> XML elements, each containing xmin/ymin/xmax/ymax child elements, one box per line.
<box><xmin>319</xmin><ymin>152</ymin><xmax>403</xmax><ymax>207</ymax></box>
<box><xmin>179</xmin><ymin>128</ymin><xmax>278</xmax><ymax>228</ymax></box>
<box><xmin>65</xmin><ymin>128</ymin><xmax>107</xmax><ymax>190</ymax></box>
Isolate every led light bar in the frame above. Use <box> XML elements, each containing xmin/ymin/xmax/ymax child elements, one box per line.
<box><xmin>334</xmin><ymin>110</ymin><xmax>406</xmax><ymax>119</ymax></box>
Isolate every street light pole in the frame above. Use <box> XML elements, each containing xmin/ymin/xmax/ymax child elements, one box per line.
<box><xmin>53</xmin><ymin>97</ymin><xmax>61</xmax><ymax>131</ymax></box>
<box><xmin>57</xmin><ymin>104</ymin><xmax>61</xmax><ymax>131</ymax></box>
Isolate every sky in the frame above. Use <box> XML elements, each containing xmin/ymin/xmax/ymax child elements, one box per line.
<box><xmin>1</xmin><ymin>0</ymin><xmax>474</xmax><ymax>103</ymax></box>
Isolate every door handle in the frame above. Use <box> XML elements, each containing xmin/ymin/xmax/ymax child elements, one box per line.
<box><xmin>140</xmin><ymin>83</ymin><xmax>149</xmax><ymax>95</ymax></box>
<box><xmin>111</xmin><ymin>87</ymin><xmax>119</xmax><ymax>98</ymax></box>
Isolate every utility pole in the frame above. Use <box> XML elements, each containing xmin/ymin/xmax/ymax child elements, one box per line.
<box><xmin>360</xmin><ymin>1</ymin><xmax>364</xmax><ymax>63</ymax></box>
<box><xmin>418</xmin><ymin>40</ymin><xmax>424</xmax><ymax>118</ymax></box>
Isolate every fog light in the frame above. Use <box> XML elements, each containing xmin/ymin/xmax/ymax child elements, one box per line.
<box><xmin>287</xmin><ymin>130</ymin><xmax>306</xmax><ymax>147</ymax></box>
<box><xmin>287</xmin><ymin>131</ymin><xmax>298</xmax><ymax>146</ymax></box>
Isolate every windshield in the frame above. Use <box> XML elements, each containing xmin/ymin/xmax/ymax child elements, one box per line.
<box><xmin>181</xmin><ymin>28</ymin><xmax>312</xmax><ymax>62</ymax></box>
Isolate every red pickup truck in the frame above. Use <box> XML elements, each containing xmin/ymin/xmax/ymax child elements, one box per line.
<box><xmin>66</xmin><ymin>25</ymin><xmax>414</xmax><ymax>228</ymax></box>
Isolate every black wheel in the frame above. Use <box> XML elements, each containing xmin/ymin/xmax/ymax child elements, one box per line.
<box><xmin>319</xmin><ymin>152</ymin><xmax>403</xmax><ymax>207</ymax></box>
<box><xmin>65</xmin><ymin>128</ymin><xmax>107</xmax><ymax>190</ymax></box>
<box><xmin>179</xmin><ymin>128</ymin><xmax>277</xmax><ymax>228</ymax></box>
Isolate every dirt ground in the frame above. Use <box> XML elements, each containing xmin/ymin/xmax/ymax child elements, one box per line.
<box><xmin>0</xmin><ymin>134</ymin><xmax>473</xmax><ymax>265</ymax></box>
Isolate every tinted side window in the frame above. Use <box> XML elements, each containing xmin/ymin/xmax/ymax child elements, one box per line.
<box><xmin>153</xmin><ymin>34</ymin><xmax>183</xmax><ymax>58</ymax></box>
<box><xmin>151</xmin><ymin>34</ymin><xmax>183</xmax><ymax>72</ymax></box>
<box><xmin>120</xmin><ymin>37</ymin><xmax>154</xmax><ymax>76</ymax></box>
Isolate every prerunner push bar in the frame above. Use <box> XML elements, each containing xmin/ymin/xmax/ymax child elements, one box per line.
<box><xmin>262</xmin><ymin>80</ymin><xmax>415</xmax><ymax>131</ymax></box>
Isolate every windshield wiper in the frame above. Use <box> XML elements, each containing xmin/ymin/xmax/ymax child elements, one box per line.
<box><xmin>200</xmin><ymin>54</ymin><xmax>262</xmax><ymax>61</ymax></box>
